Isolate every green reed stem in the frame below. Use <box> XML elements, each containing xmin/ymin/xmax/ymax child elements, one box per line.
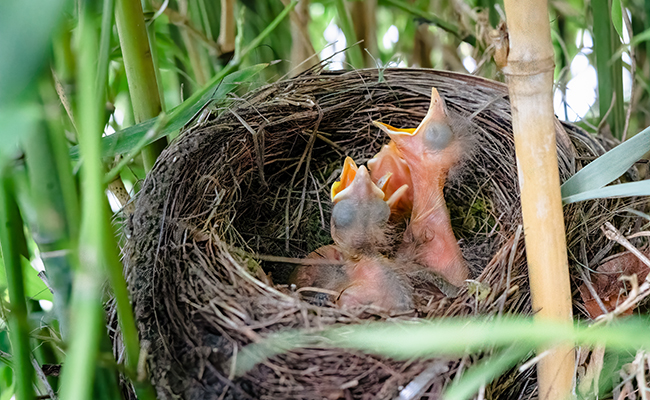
<box><xmin>0</xmin><ymin>172</ymin><xmax>35</xmax><ymax>400</ymax></box>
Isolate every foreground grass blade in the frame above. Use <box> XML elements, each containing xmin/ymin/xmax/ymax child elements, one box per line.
<box><xmin>0</xmin><ymin>0</ymin><xmax>67</xmax><ymax>107</ymax></box>
<box><xmin>0</xmin><ymin>173</ymin><xmax>35</xmax><ymax>400</ymax></box>
<box><xmin>234</xmin><ymin>317</ymin><xmax>650</xmax><ymax>377</ymax></box>
<box><xmin>561</xmin><ymin>125</ymin><xmax>650</xmax><ymax>198</ymax></box>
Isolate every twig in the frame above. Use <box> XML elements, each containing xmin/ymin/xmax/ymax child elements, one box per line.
<box><xmin>32</xmin><ymin>355</ymin><xmax>57</xmax><ymax>400</ymax></box>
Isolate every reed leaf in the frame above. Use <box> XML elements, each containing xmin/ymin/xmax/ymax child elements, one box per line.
<box><xmin>560</xmin><ymin>125</ymin><xmax>650</xmax><ymax>198</ymax></box>
<box><xmin>563</xmin><ymin>180</ymin><xmax>650</xmax><ymax>203</ymax></box>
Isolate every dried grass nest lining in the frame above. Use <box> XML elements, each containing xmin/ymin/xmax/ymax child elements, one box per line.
<box><xmin>125</xmin><ymin>68</ymin><xmax>640</xmax><ymax>400</ymax></box>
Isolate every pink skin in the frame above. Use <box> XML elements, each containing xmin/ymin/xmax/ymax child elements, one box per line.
<box><xmin>373</xmin><ymin>88</ymin><xmax>468</xmax><ymax>287</ymax></box>
<box><xmin>337</xmin><ymin>257</ymin><xmax>413</xmax><ymax>312</ymax></box>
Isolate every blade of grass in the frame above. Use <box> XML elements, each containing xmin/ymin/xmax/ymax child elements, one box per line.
<box><xmin>560</xmin><ymin>125</ymin><xmax>650</xmax><ymax>198</ymax></box>
<box><xmin>234</xmin><ymin>317</ymin><xmax>650</xmax><ymax>377</ymax></box>
<box><xmin>0</xmin><ymin>172</ymin><xmax>35</xmax><ymax>400</ymax></box>
<box><xmin>333</xmin><ymin>0</ymin><xmax>364</xmax><ymax>69</ymax></box>
<box><xmin>115</xmin><ymin>0</ymin><xmax>167</xmax><ymax>171</ymax></box>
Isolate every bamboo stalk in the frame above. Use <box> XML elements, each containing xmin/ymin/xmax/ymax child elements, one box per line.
<box><xmin>115</xmin><ymin>0</ymin><xmax>167</xmax><ymax>172</ymax></box>
<box><xmin>501</xmin><ymin>0</ymin><xmax>575</xmax><ymax>398</ymax></box>
<box><xmin>219</xmin><ymin>0</ymin><xmax>236</xmax><ymax>53</ymax></box>
<box><xmin>333</xmin><ymin>0</ymin><xmax>365</xmax><ymax>69</ymax></box>
<box><xmin>0</xmin><ymin>172</ymin><xmax>35</xmax><ymax>400</ymax></box>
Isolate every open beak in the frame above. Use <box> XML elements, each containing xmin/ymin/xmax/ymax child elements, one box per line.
<box><xmin>372</xmin><ymin>88</ymin><xmax>452</xmax><ymax>159</ymax></box>
<box><xmin>332</xmin><ymin>165</ymin><xmax>385</xmax><ymax>204</ymax></box>
<box><xmin>331</xmin><ymin>156</ymin><xmax>359</xmax><ymax>202</ymax></box>
<box><xmin>367</xmin><ymin>140</ymin><xmax>413</xmax><ymax>215</ymax></box>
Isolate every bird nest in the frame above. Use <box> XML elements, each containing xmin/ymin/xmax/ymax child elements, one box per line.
<box><xmin>124</xmin><ymin>68</ymin><xmax>641</xmax><ymax>399</ymax></box>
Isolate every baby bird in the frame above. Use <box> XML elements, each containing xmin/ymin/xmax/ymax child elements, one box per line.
<box><xmin>373</xmin><ymin>87</ymin><xmax>469</xmax><ymax>288</ymax></box>
<box><xmin>331</xmin><ymin>164</ymin><xmax>413</xmax><ymax>311</ymax></box>
<box><xmin>291</xmin><ymin>160</ymin><xmax>414</xmax><ymax>312</ymax></box>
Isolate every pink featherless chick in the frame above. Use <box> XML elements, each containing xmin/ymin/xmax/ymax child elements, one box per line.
<box><xmin>372</xmin><ymin>87</ymin><xmax>469</xmax><ymax>288</ymax></box>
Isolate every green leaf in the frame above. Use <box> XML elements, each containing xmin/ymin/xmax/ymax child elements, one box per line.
<box><xmin>611</xmin><ymin>0</ymin><xmax>623</xmax><ymax>40</ymax></box>
<box><xmin>563</xmin><ymin>180</ymin><xmax>650</xmax><ymax>204</ymax></box>
<box><xmin>69</xmin><ymin>64</ymin><xmax>268</xmax><ymax>159</ymax></box>
<box><xmin>444</xmin><ymin>346</ymin><xmax>530</xmax><ymax>400</ymax></box>
<box><xmin>0</xmin><ymin>256</ymin><xmax>52</xmax><ymax>302</ymax></box>
<box><xmin>560</xmin><ymin>125</ymin><xmax>650</xmax><ymax>198</ymax></box>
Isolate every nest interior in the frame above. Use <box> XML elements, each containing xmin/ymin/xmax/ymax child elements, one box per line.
<box><xmin>125</xmin><ymin>68</ymin><xmax>642</xmax><ymax>400</ymax></box>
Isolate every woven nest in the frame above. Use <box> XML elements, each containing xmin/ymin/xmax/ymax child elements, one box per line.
<box><xmin>124</xmin><ymin>68</ymin><xmax>642</xmax><ymax>399</ymax></box>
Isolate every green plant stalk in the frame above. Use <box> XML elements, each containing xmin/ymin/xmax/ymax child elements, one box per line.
<box><xmin>143</xmin><ymin>1</ymin><xmax>167</xmax><ymax>112</ymax></box>
<box><xmin>96</xmin><ymin>0</ymin><xmax>115</xmax><ymax>95</ymax></box>
<box><xmin>58</xmin><ymin>3</ymin><xmax>107</xmax><ymax>399</ymax></box>
<box><xmin>592</xmin><ymin>0</ymin><xmax>625</xmax><ymax>139</ymax></box>
<box><xmin>23</xmin><ymin>122</ymin><xmax>77</xmax><ymax>339</ymax></box>
<box><xmin>333</xmin><ymin>0</ymin><xmax>364</xmax><ymax>69</ymax></box>
<box><xmin>0</xmin><ymin>173</ymin><xmax>35</xmax><ymax>400</ymax></box>
<box><xmin>64</xmin><ymin>2</ymin><xmax>155</xmax><ymax>399</ymax></box>
<box><xmin>115</xmin><ymin>0</ymin><xmax>167</xmax><ymax>172</ymax></box>
<box><xmin>379</xmin><ymin>0</ymin><xmax>476</xmax><ymax>46</ymax></box>
<box><xmin>646</xmin><ymin>0</ymin><xmax>650</xmax><ymax>70</ymax></box>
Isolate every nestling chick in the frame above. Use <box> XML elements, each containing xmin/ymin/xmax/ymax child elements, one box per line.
<box><xmin>288</xmin><ymin>245</ymin><xmax>347</xmax><ymax>306</ymax></box>
<box><xmin>330</xmin><ymin>163</ymin><xmax>391</xmax><ymax>257</ymax></box>
<box><xmin>373</xmin><ymin>87</ymin><xmax>469</xmax><ymax>288</ymax></box>
<box><xmin>330</xmin><ymin>164</ymin><xmax>414</xmax><ymax>311</ymax></box>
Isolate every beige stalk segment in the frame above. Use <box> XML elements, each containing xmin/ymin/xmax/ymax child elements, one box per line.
<box><xmin>502</xmin><ymin>0</ymin><xmax>575</xmax><ymax>398</ymax></box>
